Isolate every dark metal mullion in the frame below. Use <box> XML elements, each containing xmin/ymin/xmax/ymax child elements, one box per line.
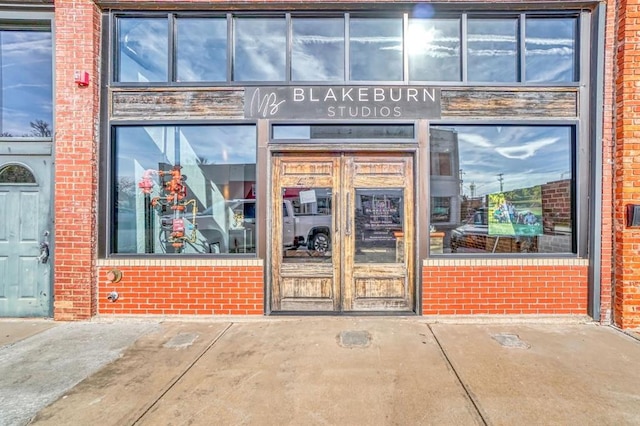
<box><xmin>402</xmin><ymin>12</ymin><xmax>409</xmax><ymax>83</ymax></box>
<box><xmin>227</xmin><ymin>13</ymin><xmax>233</xmax><ymax>82</ymax></box>
<box><xmin>461</xmin><ymin>13</ymin><xmax>467</xmax><ymax>83</ymax></box>
<box><xmin>168</xmin><ymin>13</ymin><xmax>176</xmax><ymax>83</ymax></box>
<box><xmin>519</xmin><ymin>13</ymin><xmax>526</xmax><ymax>83</ymax></box>
<box><xmin>345</xmin><ymin>13</ymin><xmax>350</xmax><ymax>83</ymax></box>
<box><xmin>286</xmin><ymin>13</ymin><xmax>292</xmax><ymax>83</ymax></box>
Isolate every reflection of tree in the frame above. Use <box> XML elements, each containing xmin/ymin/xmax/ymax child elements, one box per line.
<box><xmin>29</xmin><ymin>119</ymin><xmax>52</xmax><ymax>137</ymax></box>
<box><xmin>0</xmin><ymin>119</ymin><xmax>53</xmax><ymax>138</ymax></box>
<box><xmin>116</xmin><ymin>176</ymin><xmax>136</xmax><ymax>207</ymax></box>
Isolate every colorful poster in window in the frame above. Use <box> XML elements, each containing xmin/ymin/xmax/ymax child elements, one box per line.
<box><xmin>488</xmin><ymin>186</ymin><xmax>543</xmax><ymax>236</ymax></box>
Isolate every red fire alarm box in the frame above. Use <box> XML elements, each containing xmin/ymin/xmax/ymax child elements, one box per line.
<box><xmin>74</xmin><ymin>71</ymin><xmax>89</xmax><ymax>86</ymax></box>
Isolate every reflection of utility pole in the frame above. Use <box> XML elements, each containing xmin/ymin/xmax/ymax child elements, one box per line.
<box><xmin>459</xmin><ymin>168</ymin><xmax>465</xmax><ymax>195</ymax></box>
<box><xmin>497</xmin><ymin>173</ymin><xmax>504</xmax><ymax>192</ymax></box>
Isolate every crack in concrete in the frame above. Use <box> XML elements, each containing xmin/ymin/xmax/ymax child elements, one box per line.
<box><xmin>427</xmin><ymin>324</ymin><xmax>489</xmax><ymax>426</ymax></box>
<box><xmin>131</xmin><ymin>322</ymin><xmax>234</xmax><ymax>425</ymax></box>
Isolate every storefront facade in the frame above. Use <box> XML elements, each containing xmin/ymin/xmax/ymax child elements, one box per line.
<box><xmin>1</xmin><ymin>0</ymin><xmax>638</xmax><ymax>328</ymax></box>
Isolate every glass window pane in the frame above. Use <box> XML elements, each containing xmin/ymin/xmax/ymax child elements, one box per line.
<box><xmin>292</xmin><ymin>17</ymin><xmax>344</xmax><ymax>81</ymax></box>
<box><xmin>282</xmin><ymin>187</ymin><xmax>333</xmax><ymax>262</ymax></box>
<box><xmin>350</xmin><ymin>18</ymin><xmax>403</xmax><ymax>81</ymax></box>
<box><xmin>113</xmin><ymin>125</ymin><xmax>256</xmax><ymax>254</ymax></box>
<box><xmin>0</xmin><ymin>29</ymin><xmax>52</xmax><ymax>137</ymax></box>
<box><xmin>233</xmin><ymin>17</ymin><xmax>286</xmax><ymax>81</ymax></box>
<box><xmin>430</xmin><ymin>125</ymin><xmax>574</xmax><ymax>255</ymax></box>
<box><xmin>526</xmin><ymin>18</ymin><xmax>577</xmax><ymax>83</ymax></box>
<box><xmin>467</xmin><ymin>18</ymin><xmax>518</xmax><ymax>83</ymax></box>
<box><xmin>117</xmin><ymin>17</ymin><xmax>168</xmax><ymax>83</ymax></box>
<box><xmin>273</xmin><ymin>124</ymin><xmax>414</xmax><ymax>140</ymax></box>
<box><xmin>408</xmin><ymin>18</ymin><xmax>461</xmax><ymax>81</ymax></box>
<box><xmin>354</xmin><ymin>189</ymin><xmax>404</xmax><ymax>263</ymax></box>
<box><xmin>176</xmin><ymin>17</ymin><xmax>227</xmax><ymax>82</ymax></box>
<box><xmin>0</xmin><ymin>164</ymin><xmax>36</xmax><ymax>183</ymax></box>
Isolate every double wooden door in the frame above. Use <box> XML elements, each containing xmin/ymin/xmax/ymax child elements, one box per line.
<box><xmin>271</xmin><ymin>153</ymin><xmax>414</xmax><ymax>313</ymax></box>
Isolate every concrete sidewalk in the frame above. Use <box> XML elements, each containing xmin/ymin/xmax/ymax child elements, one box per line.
<box><xmin>1</xmin><ymin>317</ymin><xmax>639</xmax><ymax>426</ymax></box>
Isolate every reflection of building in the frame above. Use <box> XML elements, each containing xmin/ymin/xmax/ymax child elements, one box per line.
<box><xmin>429</xmin><ymin>127</ymin><xmax>460</xmax><ymax>246</ymax></box>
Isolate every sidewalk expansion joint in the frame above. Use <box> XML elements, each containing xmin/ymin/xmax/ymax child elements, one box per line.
<box><xmin>427</xmin><ymin>324</ymin><xmax>489</xmax><ymax>426</ymax></box>
<box><xmin>131</xmin><ymin>322</ymin><xmax>234</xmax><ymax>425</ymax></box>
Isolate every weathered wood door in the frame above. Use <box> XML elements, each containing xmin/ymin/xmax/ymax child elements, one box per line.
<box><xmin>271</xmin><ymin>153</ymin><xmax>414</xmax><ymax>313</ymax></box>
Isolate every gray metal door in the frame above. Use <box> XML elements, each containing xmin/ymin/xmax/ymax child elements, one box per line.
<box><xmin>0</xmin><ymin>155</ymin><xmax>52</xmax><ymax>317</ymax></box>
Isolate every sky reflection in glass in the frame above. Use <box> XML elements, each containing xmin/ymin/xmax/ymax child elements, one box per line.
<box><xmin>234</xmin><ymin>17</ymin><xmax>286</xmax><ymax>81</ymax></box>
<box><xmin>526</xmin><ymin>18</ymin><xmax>576</xmax><ymax>82</ymax></box>
<box><xmin>0</xmin><ymin>30</ymin><xmax>52</xmax><ymax>137</ymax></box>
<box><xmin>434</xmin><ymin>125</ymin><xmax>572</xmax><ymax>197</ymax></box>
<box><xmin>292</xmin><ymin>18</ymin><xmax>344</xmax><ymax>81</ymax></box>
<box><xmin>118</xmin><ymin>18</ymin><xmax>168</xmax><ymax>83</ymax></box>
<box><xmin>467</xmin><ymin>18</ymin><xmax>517</xmax><ymax>83</ymax></box>
<box><xmin>408</xmin><ymin>18</ymin><xmax>460</xmax><ymax>81</ymax></box>
<box><xmin>177</xmin><ymin>18</ymin><xmax>227</xmax><ymax>82</ymax></box>
<box><xmin>350</xmin><ymin>18</ymin><xmax>403</xmax><ymax>81</ymax></box>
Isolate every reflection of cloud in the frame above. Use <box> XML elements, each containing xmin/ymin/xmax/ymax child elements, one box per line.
<box><xmin>526</xmin><ymin>47</ymin><xmax>573</xmax><ymax>56</ymax></box>
<box><xmin>458</xmin><ymin>133</ymin><xmax>493</xmax><ymax>148</ymax></box>
<box><xmin>526</xmin><ymin>37</ymin><xmax>574</xmax><ymax>47</ymax></box>
<box><xmin>496</xmin><ymin>137</ymin><xmax>559</xmax><ymax>160</ymax></box>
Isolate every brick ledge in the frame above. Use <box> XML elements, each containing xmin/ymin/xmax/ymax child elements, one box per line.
<box><xmin>97</xmin><ymin>258</ymin><xmax>263</xmax><ymax>267</ymax></box>
<box><xmin>423</xmin><ymin>258</ymin><xmax>588</xmax><ymax>267</ymax></box>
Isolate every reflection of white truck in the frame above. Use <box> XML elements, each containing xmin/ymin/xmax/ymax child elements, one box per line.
<box><xmin>195</xmin><ymin>199</ymin><xmax>332</xmax><ymax>253</ymax></box>
<box><xmin>282</xmin><ymin>199</ymin><xmax>332</xmax><ymax>252</ymax></box>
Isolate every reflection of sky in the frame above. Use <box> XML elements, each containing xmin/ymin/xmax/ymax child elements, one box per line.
<box><xmin>467</xmin><ymin>19</ymin><xmax>517</xmax><ymax>82</ymax></box>
<box><xmin>350</xmin><ymin>18</ymin><xmax>403</xmax><ymax>81</ymax></box>
<box><xmin>118</xmin><ymin>18</ymin><xmax>168</xmax><ymax>82</ymax></box>
<box><xmin>435</xmin><ymin>126</ymin><xmax>572</xmax><ymax>197</ymax></box>
<box><xmin>292</xmin><ymin>18</ymin><xmax>344</xmax><ymax>81</ymax></box>
<box><xmin>115</xmin><ymin>15</ymin><xmax>578</xmax><ymax>85</ymax></box>
<box><xmin>525</xmin><ymin>18</ymin><xmax>576</xmax><ymax>82</ymax></box>
<box><xmin>408</xmin><ymin>18</ymin><xmax>460</xmax><ymax>81</ymax></box>
<box><xmin>1</xmin><ymin>30</ymin><xmax>53</xmax><ymax>136</ymax></box>
<box><xmin>234</xmin><ymin>18</ymin><xmax>286</xmax><ymax>81</ymax></box>
<box><xmin>116</xmin><ymin>125</ymin><xmax>257</xmax><ymax>177</ymax></box>
<box><xmin>176</xmin><ymin>18</ymin><xmax>227</xmax><ymax>82</ymax></box>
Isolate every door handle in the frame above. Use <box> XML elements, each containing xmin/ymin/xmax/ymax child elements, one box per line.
<box><xmin>38</xmin><ymin>231</ymin><xmax>50</xmax><ymax>264</ymax></box>
<box><xmin>345</xmin><ymin>192</ymin><xmax>351</xmax><ymax>236</ymax></box>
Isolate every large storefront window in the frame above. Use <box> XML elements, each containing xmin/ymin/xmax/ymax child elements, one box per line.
<box><xmin>112</xmin><ymin>125</ymin><xmax>257</xmax><ymax>255</ymax></box>
<box><xmin>0</xmin><ymin>26</ymin><xmax>52</xmax><ymax>137</ymax></box>
<box><xmin>430</xmin><ymin>125</ymin><xmax>574</xmax><ymax>255</ymax></box>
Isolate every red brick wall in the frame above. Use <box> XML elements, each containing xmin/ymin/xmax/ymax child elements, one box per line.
<box><xmin>614</xmin><ymin>0</ymin><xmax>640</xmax><ymax>328</ymax></box>
<box><xmin>98</xmin><ymin>265</ymin><xmax>264</xmax><ymax>315</ymax></box>
<box><xmin>53</xmin><ymin>0</ymin><xmax>101</xmax><ymax>320</ymax></box>
<box><xmin>423</xmin><ymin>261</ymin><xmax>588</xmax><ymax>315</ymax></box>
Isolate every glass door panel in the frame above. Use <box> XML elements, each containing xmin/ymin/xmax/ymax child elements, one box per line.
<box><xmin>354</xmin><ymin>189</ymin><xmax>404</xmax><ymax>263</ymax></box>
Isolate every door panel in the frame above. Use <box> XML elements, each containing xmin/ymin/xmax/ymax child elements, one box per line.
<box><xmin>0</xmin><ymin>157</ymin><xmax>52</xmax><ymax>317</ymax></box>
<box><xmin>271</xmin><ymin>153</ymin><xmax>414</xmax><ymax>313</ymax></box>
<box><xmin>272</xmin><ymin>155</ymin><xmax>340</xmax><ymax>312</ymax></box>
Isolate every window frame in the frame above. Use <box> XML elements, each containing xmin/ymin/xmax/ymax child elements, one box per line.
<box><xmin>105</xmin><ymin>120</ymin><xmax>259</xmax><ymax>258</ymax></box>
<box><xmin>0</xmin><ymin>12</ymin><xmax>54</xmax><ymax>140</ymax></box>
<box><xmin>427</xmin><ymin>120</ymin><xmax>582</xmax><ymax>258</ymax></box>
<box><xmin>109</xmin><ymin>10</ymin><xmax>582</xmax><ymax>87</ymax></box>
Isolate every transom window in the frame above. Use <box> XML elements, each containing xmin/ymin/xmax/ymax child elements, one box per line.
<box><xmin>113</xmin><ymin>11</ymin><xmax>579</xmax><ymax>85</ymax></box>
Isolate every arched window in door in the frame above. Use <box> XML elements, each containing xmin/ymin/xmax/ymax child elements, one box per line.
<box><xmin>0</xmin><ymin>164</ymin><xmax>36</xmax><ymax>184</ymax></box>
